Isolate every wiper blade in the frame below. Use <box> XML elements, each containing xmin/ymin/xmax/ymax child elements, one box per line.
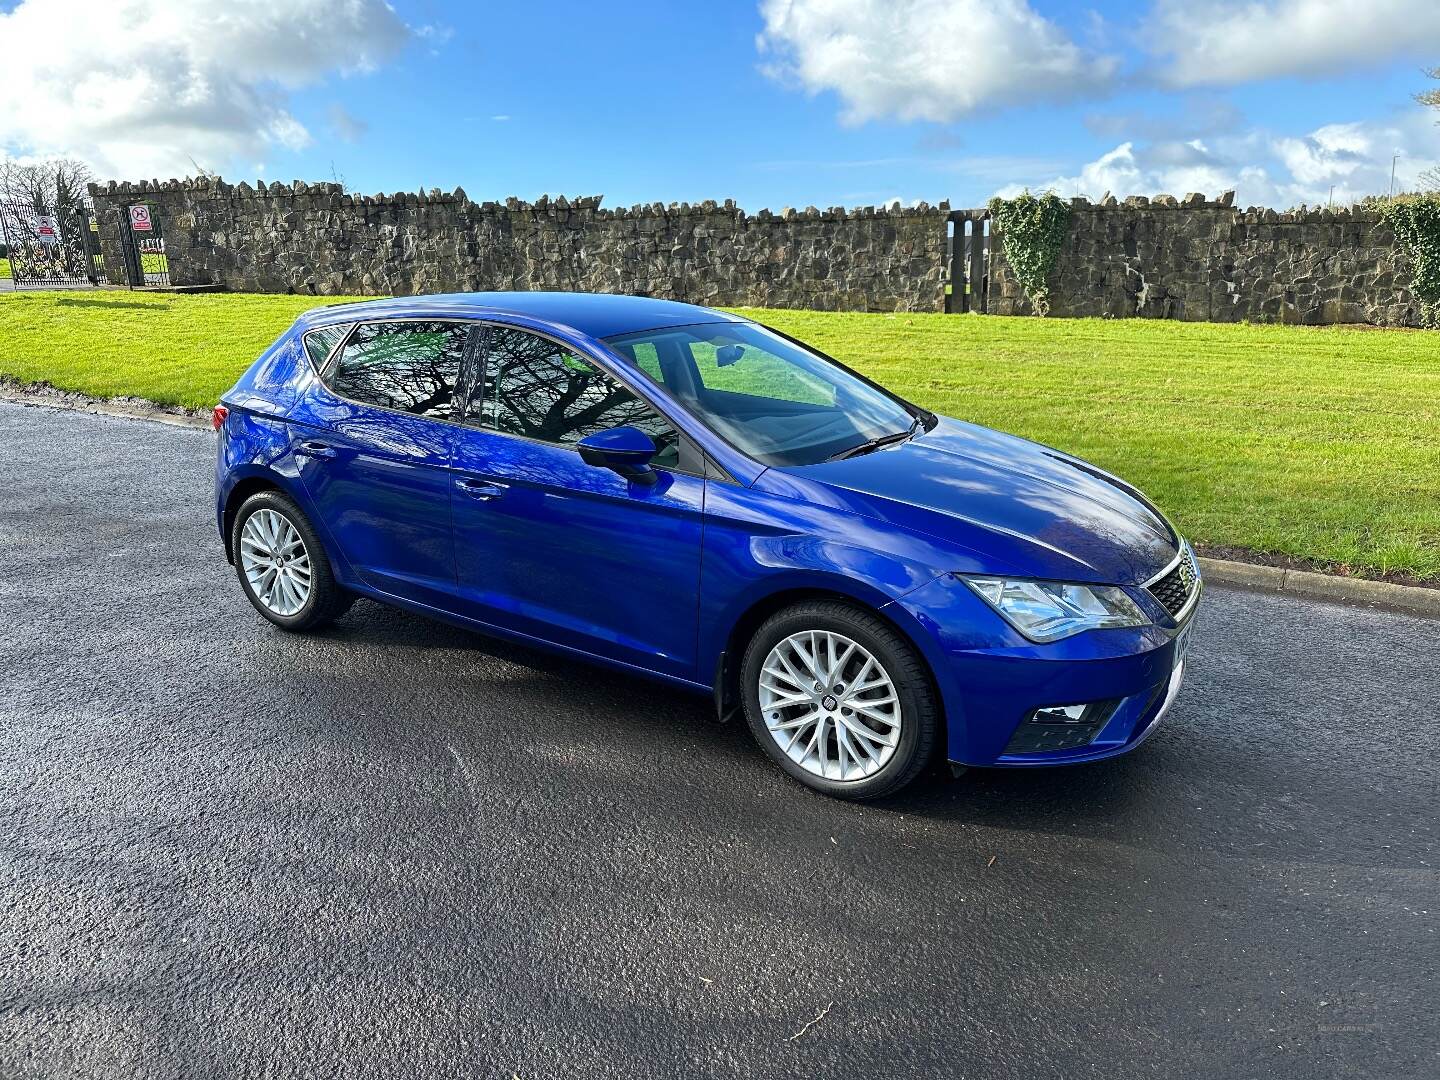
<box><xmin>826</xmin><ymin>419</ymin><xmax>921</xmax><ymax>461</ymax></box>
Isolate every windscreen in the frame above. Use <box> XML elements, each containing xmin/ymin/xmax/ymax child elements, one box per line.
<box><xmin>604</xmin><ymin>322</ymin><xmax>916</xmax><ymax>466</ymax></box>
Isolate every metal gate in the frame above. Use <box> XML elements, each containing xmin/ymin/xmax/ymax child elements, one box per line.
<box><xmin>118</xmin><ymin>202</ymin><xmax>170</xmax><ymax>287</ymax></box>
<box><xmin>0</xmin><ymin>198</ymin><xmax>101</xmax><ymax>289</ymax></box>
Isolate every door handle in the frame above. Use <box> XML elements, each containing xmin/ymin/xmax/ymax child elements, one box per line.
<box><xmin>296</xmin><ymin>441</ymin><xmax>338</xmax><ymax>459</ymax></box>
<box><xmin>456</xmin><ymin>477</ymin><xmax>509</xmax><ymax>501</ymax></box>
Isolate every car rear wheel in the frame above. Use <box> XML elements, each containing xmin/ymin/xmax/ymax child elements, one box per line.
<box><xmin>232</xmin><ymin>490</ymin><xmax>352</xmax><ymax>632</ymax></box>
<box><xmin>740</xmin><ymin>600</ymin><xmax>939</xmax><ymax>800</ymax></box>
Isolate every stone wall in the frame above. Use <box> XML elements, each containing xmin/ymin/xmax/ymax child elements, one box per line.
<box><xmin>988</xmin><ymin>192</ymin><xmax>1420</xmax><ymax>326</ymax></box>
<box><xmin>88</xmin><ymin>177</ymin><xmax>948</xmax><ymax>312</ymax></box>
<box><xmin>88</xmin><ymin>177</ymin><xmax>1422</xmax><ymax>325</ymax></box>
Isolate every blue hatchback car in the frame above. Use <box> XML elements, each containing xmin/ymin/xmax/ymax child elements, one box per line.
<box><xmin>216</xmin><ymin>292</ymin><xmax>1201</xmax><ymax>799</ymax></box>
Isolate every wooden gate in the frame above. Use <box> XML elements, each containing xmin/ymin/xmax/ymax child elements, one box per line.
<box><xmin>945</xmin><ymin>209</ymin><xmax>989</xmax><ymax>314</ymax></box>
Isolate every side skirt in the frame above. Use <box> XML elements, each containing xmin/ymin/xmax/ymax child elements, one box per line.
<box><xmin>342</xmin><ymin>581</ymin><xmax>714</xmax><ymax>698</ymax></box>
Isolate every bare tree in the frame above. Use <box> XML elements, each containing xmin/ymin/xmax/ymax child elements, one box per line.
<box><xmin>1417</xmin><ymin>70</ymin><xmax>1440</xmax><ymax>191</ymax></box>
<box><xmin>0</xmin><ymin>157</ymin><xmax>94</xmax><ymax>214</ymax></box>
<box><xmin>1418</xmin><ymin>67</ymin><xmax>1440</xmax><ymax>112</ymax></box>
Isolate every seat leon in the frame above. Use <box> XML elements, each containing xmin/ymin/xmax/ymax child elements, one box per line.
<box><xmin>215</xmin><ymin>292</ymin><xmax>1202</xmax><ymax>800</ymax></box>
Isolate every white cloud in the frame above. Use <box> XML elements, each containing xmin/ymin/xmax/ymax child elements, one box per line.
<box><xmin>1274</xmin><ymin>123</ymin><xmax>1376</xmax><ymax>184</ymax></box>
<box><xmin>756</xmin><ymin>0</ymin><xmax>1118</xmax><ymax>123</ymax></box>
<box><xmin>996</xmin><ymin>140</ymin><xmax>1244</xmax><ymax>203</ymax></box>
<box><xmin>996</xmin><ymin>110</ymin><xmax>1440</xmax><ymax>207</ymax></box>
<box><xmin>1146</xmin><ymin>0</ymin><xmax>1440</xmax><ymax>87</ymax></box>
<box><xmin>0</xmin><ymin>0</ymin><xmax>408</xmax><ymax>179</ymax></box>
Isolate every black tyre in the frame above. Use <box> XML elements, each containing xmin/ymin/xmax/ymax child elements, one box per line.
<box><xmin>231</xmin><ymin>490</ymin><xmax>353</xmax><ymax>632</ymax></box>
<box><xmin>740</xmin><ymin>600</ymin><xmax>939</xmax><ymax>800</ymax></box>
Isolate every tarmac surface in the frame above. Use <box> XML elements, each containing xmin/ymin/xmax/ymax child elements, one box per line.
<box><xmin>0</xmin><ymin>399</ymin><xmax>1434</xmax><ymax>1079</ymax></box>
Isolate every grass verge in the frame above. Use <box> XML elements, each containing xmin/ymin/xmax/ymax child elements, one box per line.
<box><xmin>2</xmin><ymin>290</ymin><xmax>1437</xmax><ymax>581</ymax></box>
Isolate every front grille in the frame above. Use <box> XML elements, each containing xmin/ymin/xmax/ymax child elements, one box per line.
<box><xmin>1148</xmin><ymin>547</ymin><xmax>1199</xmax><ymax>617</ymax></box>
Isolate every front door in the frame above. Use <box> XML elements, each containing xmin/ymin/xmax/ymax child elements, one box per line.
<box><xmin>292</xmin><ymin>319</ymin><xmax>471</xmax><ymax>609</ymax></box>
<box><xmin>449</xmin><ymin>325</ymin><xmax>704</xmax><ymax>679</ymax></box>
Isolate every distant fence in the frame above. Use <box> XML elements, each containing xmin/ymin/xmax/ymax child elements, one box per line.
<box><xmin>87</xmin><ymin>178</ymin><xmax>1421</xmax><ymax>325</ymax></box>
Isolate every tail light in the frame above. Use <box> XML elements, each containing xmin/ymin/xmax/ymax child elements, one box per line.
<box><xmin>212</xmin><ymin>404</ymin><xmax>229</xmax><ymax>431</ymax></box>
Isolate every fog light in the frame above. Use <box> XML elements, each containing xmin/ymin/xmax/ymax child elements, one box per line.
<box><xmin>1031</xmin><ymin>703</ymin><xmax>1090</xmax><ymax>724</ymax></box>
<box><xmin>1004</xmin><ymin>700</ymin><xmax>1117</xmax><ymax>754</ymax></box>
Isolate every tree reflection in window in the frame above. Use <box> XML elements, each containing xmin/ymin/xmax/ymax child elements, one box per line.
<box><xmin>329</xmin><ymin>321</ymin><xmax>468</xmax><ymax>417</ymax></box>
<box><xmin>482</xmin><ymin>327</ymin><xmax>677</xmax><ymax>462</ymax></box>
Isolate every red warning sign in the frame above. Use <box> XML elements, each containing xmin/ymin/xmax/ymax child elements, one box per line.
<box><xmin>33</xmin><ymin>214</ymin><xmax>60</xmax><ymax>244</ymax></box>
<box><xmin>129</xmin><ymin>204</ymin><xmax>153</xmax><ymax>232</ymax></box>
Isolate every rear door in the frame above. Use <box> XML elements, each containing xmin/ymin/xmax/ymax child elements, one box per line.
<box><xmin>292</xmin><ymin>319</ymin><xmax>471</xmax><ymax>609</ymax></box>
<box><xmin>448</xmin><ymin>324</ymin><xmax>705</xmax><ymax>678</ymax></box>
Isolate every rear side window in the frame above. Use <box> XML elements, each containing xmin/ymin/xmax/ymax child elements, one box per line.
<box><xmin>479</xmin><ymin>326</ymin><xmax>679</xmax><ymax>466</ymax></box>
<box><xmin>326</xmin><ymin>321</ymin><xmax>469</xmax><ymax>418</ymax></box>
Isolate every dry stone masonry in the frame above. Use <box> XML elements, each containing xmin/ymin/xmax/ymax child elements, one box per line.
<box><xmin>88</xmin><ymin>178</ymin><xmax>1422</xmax><ymax>325</ymax></box>
<box><xmin>989</xmin><ymin>192</ymin><xmax>1421</xmax><ymax>326</ymax></box>
<box><xmin>88</xmin><ymin>177</ymin><xmax>948</xmax><ymax>312</ymax></box>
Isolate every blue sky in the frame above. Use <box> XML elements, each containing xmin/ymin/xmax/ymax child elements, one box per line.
<box><xmin>4</xmin><ymin>0</ymin><xmax>1440</xmax><ymax>210</ymax></box>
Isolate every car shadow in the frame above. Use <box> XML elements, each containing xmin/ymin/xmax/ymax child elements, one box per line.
<box><xmin>306</xmin><ymin>597</ymin><xmax>1161</xmax><ymax>832</ymax></box>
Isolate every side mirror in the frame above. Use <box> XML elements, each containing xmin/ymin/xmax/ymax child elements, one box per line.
<box><xmin>577</xmin><ymin>426</ymin><xmax>659</xmax><ymax>484</ymax></box>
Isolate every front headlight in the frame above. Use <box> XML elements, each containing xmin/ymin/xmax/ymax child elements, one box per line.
<box><xmin>962</xmin><ymin>576</ymin><xmax>1149</xmax><ymax>643</ymax></box>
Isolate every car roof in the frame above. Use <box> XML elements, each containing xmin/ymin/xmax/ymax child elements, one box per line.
<box><xmin>294</xmin><ymin>291</ymin><xmax>746</xmax><ymax>340</ymax></box>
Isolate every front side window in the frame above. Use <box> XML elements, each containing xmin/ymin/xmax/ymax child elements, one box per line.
<box><xmin>326</xmin><ymin>321</ymin><xmax>468</xmax><ymax>418</ymax></box>
<box><xmin>604</xmin><ymin>322</ymin><xmax>917</xmax><ymax>467</ymax></box>
<box><xmin>479</xmin><ymin>326</ymin><xmax>679</xmax><ymax>467</ymax></box>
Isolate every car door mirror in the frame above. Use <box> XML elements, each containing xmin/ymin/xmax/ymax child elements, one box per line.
<box><xmin>577</xmin><ymin>426</ymin><xmax>659</xmax><ymax>484</ymax></box>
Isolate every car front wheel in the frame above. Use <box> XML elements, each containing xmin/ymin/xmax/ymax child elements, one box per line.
<box><xmin>231</xmin><ymin>490</ymin><xmax>353</xmax><ymax>632</ymax></box>
<box><xmin>740</xmin><ymin>600</ymin><xmax>939</xmax><ymax>800</ymax></box>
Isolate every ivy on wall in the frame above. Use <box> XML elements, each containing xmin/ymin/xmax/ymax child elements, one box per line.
<box><xmin>1376</xmin><ymin>194</ymin><xmax>1440</xmax><ymax>328</ymax></box>
<box><xmin>986</xmin><ymin>192</ymin><xmax>1071</xmax><ymax>316</ymax></box>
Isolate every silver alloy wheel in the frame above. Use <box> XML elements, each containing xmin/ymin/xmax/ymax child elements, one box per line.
<box><xmin>758</xmin><ymin>630</ymin><xmax>901</xmax><ymax>782</ymax></box>
<box><xmin>238</xmin><ymin>508</ymin><xmax>313</xmax><ymax>617</ymax></box>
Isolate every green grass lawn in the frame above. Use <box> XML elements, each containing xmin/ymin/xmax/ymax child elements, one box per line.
<box><xmin>0</xmin><ymin>258</ymin><xmax>10</xmax><ymax>279</ymax></box>
<box><xmin>2</xmin><ymin>290</ymin><xmax>1437</xmax><ymax>581</ymax></box>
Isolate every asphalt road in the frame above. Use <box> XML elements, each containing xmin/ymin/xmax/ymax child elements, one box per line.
<box><xmin>0</xmin><ymin>399</ymin><xmax>1435</xmax><ymax>1080</ymax></box>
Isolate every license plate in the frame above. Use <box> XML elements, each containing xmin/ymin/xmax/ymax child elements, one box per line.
<box><xmin>1174</xmin><ymin>623</ymin><xmax>1192</xmax><ymax>667</ymax></box>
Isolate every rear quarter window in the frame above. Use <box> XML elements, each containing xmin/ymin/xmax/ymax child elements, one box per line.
<box><xmin>302</xmin><ymin>325</ymin><xmax>349</xmax><ymax>370</ymax></box>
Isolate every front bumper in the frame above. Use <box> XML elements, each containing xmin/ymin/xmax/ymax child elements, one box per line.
<box><xmin>889</xmin><ymin>568</ymin><xmax>1200</xmax><ymax>768</ymax></box>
